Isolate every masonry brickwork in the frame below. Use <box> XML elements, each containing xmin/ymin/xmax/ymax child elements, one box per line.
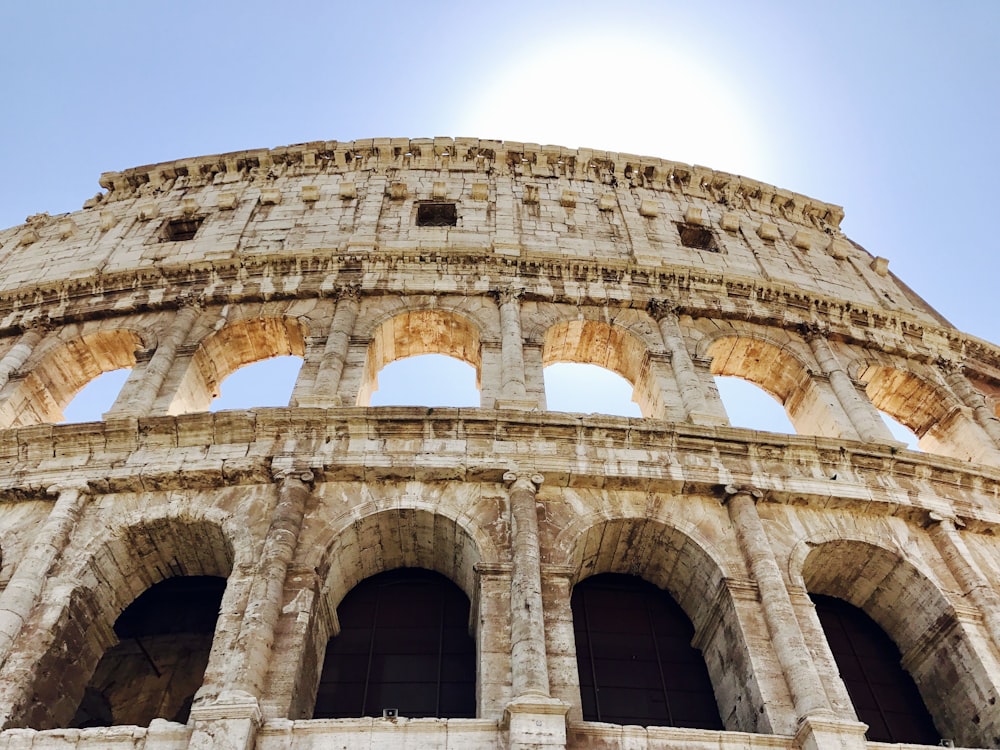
<box><xmin>0</xmin><ymin>138</ymin><xmax>998</xmax><ymax>749</ymax></box>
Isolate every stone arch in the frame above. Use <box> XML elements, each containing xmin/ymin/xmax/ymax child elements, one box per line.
<box><xmin>797</xmin><ymin>537</ymin><xmax>1000</xmax><ymax>746</ymax></box>
<box><xmin>854</xmin><ymin>361</ymin><xmax>994</xmax><ymax>461</ymax></box>
<box><xmin>357</xmin><ymin>309</ymin><xmax>484</xmax><ymax>406</ymax></box>
<box><xmin>555</xmin><ymin>514</ymin><xmax>777</xmax><ymax>733</ymax></box>
<box><xmin>316</xmin><ymin>505</ymin><xmax>490</xmax><ymax>609</ymax></box>
<box><xmin>701</xmin><ymin>333</ymin><xmax>846</xmax><ymax>437</ymax></box>
<box><xmin>5</xmin><ymin>511</ymin><xmax>239</xmax><ymax>730</ymax></box>
<box><xmin>540</xmin><ymin>318</ymin><xmax>661</xmax><ymax>417</ymax></box>
<box><xmin>0</xmin><ymin>328</ymin><xmax>143</xmax><ymax>427</ymax></box>
<box><xmin>168</xmin><ymin>316</ymin><xmax>307</xmax><ymax>414</ymax></box>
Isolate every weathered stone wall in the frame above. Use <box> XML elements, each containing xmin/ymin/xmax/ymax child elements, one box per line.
<box><xmin>0</xmin><ymin>139</ymin><xmax>998</xmax><ymax>749</ymax></box>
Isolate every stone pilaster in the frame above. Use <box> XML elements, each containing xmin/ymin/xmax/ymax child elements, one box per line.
<box><xmin>0</xmin><ymin>323</ymin><xmax>47</xmax><ymax>394</ymax></box>
<box><xmin>0</xmin><ymin>482</ymin><xmax>91</xmax><ymax>671</ymax></box>
<box><xmin>494</xmin><ymin>287</ymin><xmax>537</xmax><ymax>410</ymax></box>
<box><xmin>939</xmin><ymin>358</ymin><xmax>1000</xmax><ymax>447</ymax></box>
<box><xmin>301</xmin><ymin>285</ymin><xmax>360</xmax><ymax>407</ymax></box>
<box><xmin>108</xmin><ymin>299</ymin><xmax>203</xmax><ymax>418</ymax></box>
<box><xmin>802</xmin><ymin>324</ymin><xmax>896</xmax><ymax>443</ymax></box>
<box><xmin>722</xmin><ymin>486</ymin><xmax>834</xmax><ymax>721</ymax></box>
<box><xmin>648</xmin><ymin>300</ymin><xmax>724</xmax><ymax>425</ymax></box>
<box><xmin>503</xmin><ymin>471</ymin><xmax>568</xmax><ymax>749</ymax></box>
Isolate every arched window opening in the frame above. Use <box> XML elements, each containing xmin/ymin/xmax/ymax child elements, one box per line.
<box><xmin>209</xmin><ymin>355</ymin><xmax>303</xmax><ymax>411</ymax></box>
<box><xmin>572</xmin><ymin>574</ymin><xmax>722</xmax><ymax>730</ymax></box>
<box><xmin>369</xmin><ymin>353</ymin><xmax>479</xmax><ymax>407</ymax></box>
<box><xmin>543</xmin><ymin>362</ymin><xmax>642</xmax><ymax>417</ymax></box>
<box><xmin>314</xmin><ymin>568</ymin><xmax>475</xmax><ymax>720</ymax></box>
<box><xmin>811</xmin><ymin>594</ymin><xmax>939</xmax><ymax>745</ymax></box>
<box><xmin>879</xmin><ymin>410</ymin><xmax>920</xmax><ymax>450</ymax></box>
<box><xmin>61</xmin><ymin>368</ymin><xmax>131</xmax><ymax>423</ymax></box>
<box><xmin>70</xmin><ymin>575</ymin><xmax>227</xmax><ymax>728</ymax></box>
<box><xmin>714</xmin><ymin>375</ymin><xmax>796</xmax><ymax>434</ymax></box>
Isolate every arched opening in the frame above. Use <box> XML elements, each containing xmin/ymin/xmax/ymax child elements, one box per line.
<box><xmin>369</xmin><ymin>354</ymin><xmax>479</xmax><ymax>407</ymax></box>
<box><xmin>858</xmin><ymin>364</ymin><xmax>989</xmax><ymax>461</ymax></box>
<box><xmin>314</xmin><ymin>568</ymin><xmax>475</xmax><ymax>719</ymax></box>
<box><xmin>62</xmin><ymin>368</ymin><xmax>131</xmax><ymax>423</ymax></box>
<box><xmin>714</xmin><ymin>375</ymin><xmax>795</xmax><ymax>433</ymax></box>
<box><xmin>800</xmin><ymin>538</ymin><xmax>999</xmax><ymax>746</ymax></box>
<box><xmin>209</xmin><ymin>355</ymin><xmax>303</xmax><ymax>411</ymax></box>
<box><xmin>542</xmin><ymin>320</ymin><xmax>658</xmax><ymax>417</ymax></box>
<box><xmin>70</xmin><ymin>575</ymin><xmax>227</xmax><ymax>727</ymax></box>
<box><xmin>169</xmin><ymin>317</ymin><xmax>307</xmax><ymax>414</ymax></box>
<box><xmin>543</xmin><ymin>363</ymin><xmax>642</xmax><ymax>417</ymax></box>
<box><xmin>359</xmin><ymin>311</ymin><xmax>482</xmax><ymax>407</ymax></box>
<box><xmin>707</xmin><ymin>336</ymin><xmax>843</xmax><ymax>437</ymax></box>
<box><xmin>9</xmin><ymin>516</ymin><xmax>237</xmax><ymax>730</ymax></box>
<box><xmin>811</xmin><ymin>593</ymin><xmax>938</xmax><ymax>744</ymax></box>
<box><xmin>560</xmin><ymin>516</ymin><xmax>771</xmax><ymax>732</ymax></box>
<box><xmin>572</xmin><ymin>573</ymin><xmax>722</xmax><ymax>729</ymax></box>
<box><xmin>0</xmin><ymin>329</ymin><xmax>141</xmax><ymax>428</ymax></box>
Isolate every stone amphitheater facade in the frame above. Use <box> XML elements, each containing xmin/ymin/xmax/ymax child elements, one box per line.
<box><xmin>1</xmin><ymin>137</ymin><xmax>1000</xmax><ymax>750</ymax></box>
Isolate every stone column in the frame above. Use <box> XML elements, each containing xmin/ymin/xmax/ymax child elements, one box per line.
<box><xmin>494</xmin><ymin>287</ymin><xmax>535</xmax><ymax>410</ymax></box>
<box><xmin>0</xmin><ymin>482</ymin><xmax>90</xmax><ymax>670</ymax></box>
<box><xmin>0</xmin><ymin>324</ymin><xmax>46</xmax><ymax>393</ymax></box>
<box><xmin>647</xmin><ymin>300</ymin><xmax>723</xmax><ymax>425</ymax></box>
<box><xmin>722</xmin><ymin>485</ymin><xmax>833</xmax><ymax>720</ymax></box>
<box><xmin>503</xmin><ymin>471</ymin><xmax>568</xmax><ymax>749</ymax></box>
<box><xmin>305</xmin><ymin>285</ymin><xmax>360</xmax><ymax>407</ymax></box>
<box><xmin>802</xmin><ymin>324</ymin><xmax>895</xmax><ymax>443</ymax></box>
<box><xmin>190</xmin><ymin>469</ymin><xmax>312</xmax><ymax>750</ymax></box>
<box><xmin>108</xmin><ymin>301</ymin><xmax>203</xmax><ymax>418</ymax></box>
<box><xmin>927</xmin><ymin>513</ymin><xmax>1000</xmax><ymax>653</ymax></box>
<box><xmin>939</xmin><ymin>358</ymin><xmax>1000</xmax><ymax>447</ymax></box>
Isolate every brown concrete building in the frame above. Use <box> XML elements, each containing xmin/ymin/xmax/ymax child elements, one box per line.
<box><xmin>0</xmin><ymin>138</ymin><xmax>999</xmax><ymax>750</ymax></box>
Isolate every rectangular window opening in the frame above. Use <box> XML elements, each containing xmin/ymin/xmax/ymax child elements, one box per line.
<box><xmin>160</xmin><ymin>217</ymin><xmax>204</xmax><ymax>242</ymax></box>
<box><xmin>417</xmin><ymin>202</ymin><xmax>457</xmax><ymax>227</ymax></box>
<box><xmin>676</xmin><ymin>222</ymin><xmax>719</xmax><ymax>252</ymax></box>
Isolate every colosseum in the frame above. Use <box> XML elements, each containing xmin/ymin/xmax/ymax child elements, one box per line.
<box><xmin>0</xmin><ymin>137</ymin><xmax>998</xmax><ymax>750</ymax></box>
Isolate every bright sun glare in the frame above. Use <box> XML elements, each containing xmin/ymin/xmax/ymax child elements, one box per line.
<box><xmin>457</xmin><ymin>35</ymin><xmax>771</xmax><ymax>179</ymax></box>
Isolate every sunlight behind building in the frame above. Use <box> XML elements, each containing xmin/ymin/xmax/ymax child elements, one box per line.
<box><xmin>457</xmin><ymin>34</ymin><xmax>771</xmax><ymax>181</ymax></box>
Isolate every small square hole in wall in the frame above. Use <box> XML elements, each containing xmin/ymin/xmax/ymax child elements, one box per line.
<box><xmin>676</xmin><ymin>222</ymin><xmax>719</xmax><ymax>252</ymax></box>
<box><xmin>416</xmin><ymin>202</ymin><xmax>457</xmax><ymax>227</ymax></box>
<box><xmin>160</xmin><ymin>217</ymin><xmax>204</xmax><ymax>242</ymax></box>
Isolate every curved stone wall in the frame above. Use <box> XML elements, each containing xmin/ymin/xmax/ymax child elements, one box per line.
<box><xmin>0</xmin><ymin>139</ymin><xmax>999</xmax><ymax>749</ymax></box>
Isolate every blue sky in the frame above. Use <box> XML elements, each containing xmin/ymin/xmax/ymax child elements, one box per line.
<box><xmin>4</xmin><ymin>1</ymin><xmax>998</xmax><ymax>441</ymax></box>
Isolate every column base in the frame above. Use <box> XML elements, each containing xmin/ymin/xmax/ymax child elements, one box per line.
<box><xmin>794</xmin><ymin>714</ymin><xmax>868</xmax><ymax>750</ymax></box>
<box><xmin>495</xmin><ymin>398</ymin><xmax>541</xmax><ymax>411</ymax></box>
<box><xmin>504</xmin><ymin>696</ymin><xmax>570</xmax><ymax>749</ymax></box>
<box><xmin>188</xmin><ymin>691</ymin><xmax>262</xmax><ymax>750</ymax></box>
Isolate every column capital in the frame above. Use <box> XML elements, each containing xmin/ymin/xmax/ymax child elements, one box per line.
<box><xmin>647</xmin><ymin>298</ymin><xmax>681</xmax><ymax>321</ymax></box>
<box><xmin>720</xmin><ymin>483</ymin><xmax>764</xmax><ymax>504</ymax></box>
<box><xmin>797</xmin><ymin>321</ymin><xmax>830</xmax><ymax>341</ymax></box>
<box><xmin>503</xmin><ymin>471</ymin><xmax>543</xmax><ymax>493</ymax></box>
<box><xmin>334</xmin><ymin>282</ymin><xmax>362</xmax><ymax>301</ymax></box>
<box><xmin>269</xmin><ymin>466</ymin><xmax>315</xmax><ymax>486</ymax></box>
<box><xmin>491</xmin><ymin>285</ymin><xmax>525</xmax><ymax>305</ymax></box>
<box><xmin>46</xmin><ymin>480</ymin><xmax>92</xmax><ymax>497</ymax></box>
<box><xmin>927</xmin><ymin>510</ymin><xmax>965</xmax><ymax>530</ymax></box>
<box><xmin>175</xmin><ymin>291</ymin><xmax>206</xmax><ymax>311</ymax></box>
<box><xmin>20</xmin><ymin>316</ymin><xmax>54</xmax><ymax>335</ymax></box>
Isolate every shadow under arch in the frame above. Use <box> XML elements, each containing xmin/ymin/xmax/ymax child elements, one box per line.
<box><xmin>797</xmin><ymin>537</ymin><xmax>1000</xmax><ymax>746</ymax></box>
<box><xmin>556</xmin><ymin>514</ymin><xmax>776</xmax><ymax>733</ymax></box>
<box><xmin>542</xmin><ymin>319</ymin><xmax>659</xmax><ymax>417</ymax></box>
<box><xmin>855</xmin><ymin>362</ymin><xmax>993</xmax><ymax>462</ymax></box>
<box><xmin>0</xmin><ymin>328</ymin><xmax>143</xmax><ymax>428</ymax></box>
<box><xmin>704</xmin><ymin>334</ymin><xmax>844</xmax><ymax>438</ymax></box>
<box><xmin>169</xmin><ymin>316</ymin><xmax>307</xmax><ymax>414</ymax></box>
<box><xmin>358</xmin><ymin>309</ymin><xmax>483</xmax><ymax>406</ymax></box>
<box><xmin>3</xmin><ymin>511</ymin><xmax>239</xmax><ymax>730</ymax></box>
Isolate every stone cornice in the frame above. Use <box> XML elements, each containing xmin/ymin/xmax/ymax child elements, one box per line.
<box><xmin>0</xmin><ymin>409</ymin><xmax>998</xmax><ymax>533</ymax></box>
<box><xmin>0</xmin><ymin>251</ymin><xmax>997</xmax><ymax>385</ymax></box>
<box><xmin>88</xmin><ymin>137</ymin><xmax>844</xmax><ymax>231</ymax></box>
